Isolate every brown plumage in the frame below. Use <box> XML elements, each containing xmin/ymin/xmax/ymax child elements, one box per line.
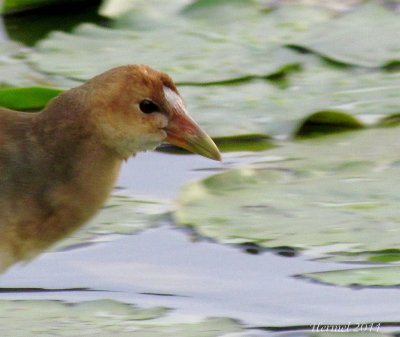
<box><xmin>0</xmin><ymin>65</ymin><xmax>220</xmax><ymax>271</ymax></box>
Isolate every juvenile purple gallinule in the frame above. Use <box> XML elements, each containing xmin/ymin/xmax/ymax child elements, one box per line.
<box><xmin>0</xmin><ymin>65</ymin><xmax>220</xmax><ymax>271</ymax></box>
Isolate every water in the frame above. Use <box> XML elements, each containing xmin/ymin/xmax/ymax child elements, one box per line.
<box><xmin>0</xmin><ymin>152</ymin><xmax>399</xmax><ymax>333</ymax></box>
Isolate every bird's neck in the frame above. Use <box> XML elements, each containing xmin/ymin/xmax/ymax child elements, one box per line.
<box><xmin>23</xmin><ymin>92</ymin><xmax>124</xmax><ymax>243</ymax></box>
<box><xmin>32</xmin><ymin>89</ymin><xmax>124</xmax><ymax>211</ymax></box>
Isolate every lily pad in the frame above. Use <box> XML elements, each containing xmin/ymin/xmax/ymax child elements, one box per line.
<box><xmin>299</xmin><ymin>266</ymin><xmax>400</xmax><ymax>287</ymax></box>
<box><xmin>29</xmin><ymin>23</ymin><xmax>300</xmax><ymax>84</ymax></box>
<box><xmin>179</xmin><ymin>75</ymin><xmax>364</xmax><ymax>138</ymax></box>
<box><xmin>1</xmin><ymin>0</ymin><xmax>63</xmax><ymax>14</ymax></box>
<box><xmin>4</xmin><ymin>61</ymin><xmax>400</xmax><ymax>140</ymax></box>
<box><xmin>28</xmin><ymin>2</ymin><xmax>337</xmax><ymax>84</ymax></box>
<box><xmin>100</xmin><ymin>0</ymin><xmax>191</xmax><ymax>18</ymax></box>
<box><xmin>28</xmin><ymin>3</ymin><xmax>339</xmax><ymax>84</ymax></box>
<box><xmin>289</xmin><ymin>3</ymin><xmax>400</xmax><ymax>67</ymax></box>
<box><xmin>8</xmin><ymin>4</ymin><xmax>400</xmax><ymax>141</ymax></box>
<box><xmin>0</xmin><ymin>42</ymin><xmax>53</xmax><ymax>87</ymax></box>
<box><xmin>55</xmin><ymin>194</ymin><xmax>170</xmax><ymax>251</ymax></box>
<box><xmin>181</xmin><ymin>1</ymin><xmax>334</xmax><ymax>45</ymax></box>
<box><xmin>173</xmin><ymin>127</ymin><xmax>400</xmax><ymax>259</ymax></box>
<box><xmin>0</xmin><ymin>42</ymin><xmax>79</xmax><ymax>88</ymax></box>
<box><xmin>180</xmin><ymin>61</ymin><xmax>400</xmax><ymax>138</ymax></box>
<box><xmin>0</xmin><ymin>299</ymin><xmax>242</xmax><ymax>336</ymax></box>
<box><xmin>286</xmin><ymin>62</ymin><xmax>400</xmax><ymax>135</ymax></box>
<box><xmin>181</xmin><ymin>80</ymin><xmax>293</xmax><ymax>138</ymax></box>
<box><xmin>0</xmin><ymin>87</ymin><xmax>62</xmax><ymax>111</ymax></box>
<box><xmin>368</xmin><ymin>252</ymin><xmax>400</xmax><ymax>263</ymax></box>
<box><xmin>322</xmin><ymin>251</ymin><xmax>400</xmax><ymax>264</ymax></box>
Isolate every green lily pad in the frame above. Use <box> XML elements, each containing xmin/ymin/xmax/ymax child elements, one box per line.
<box><xmin>1</xmin><ymin>0</ymin><xmax>61</xmax><ymax>14</ymax></box>
<box><xmin>0</xmin><ymin>299</ymin><xmax>242</xmax><ymax>336</ymax></box>
<box><xmin>0</xmin><ymin>87</ymin><xmax>62</xmax><ymax>111</ymax></box>
<box><xmin>300</xmin><ymin>266</ymin><xmax>400</xmax><ymax>287</ymax></box>
<box><xmin>368</xmin><ymin>253</ymin><xmax>400</xmax><ymax>263</ymax></box>
<box><xmin>173</xmin><ymin>127</ymin><xmax>400</xmax><ymax>259</ymax></box>
<box><xmin>55</xmin><ymin>194</ymin><xmax>170</xmax><ymax>250</ymax></box>
<box><xmin>289</xmin><ymin>3</ymin><xmax>400</xmax><ymax>67</ymax></box>
<box><xmin>322</xmin><ymin>251</ymin><xmax>400</xmax><ymax>264</ymax></box>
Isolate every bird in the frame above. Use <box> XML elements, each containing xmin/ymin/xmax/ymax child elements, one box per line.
<box><xmin>0</xmin><ymin>64</ymin><xmax>220</xmax><ymax>271</ymax></box>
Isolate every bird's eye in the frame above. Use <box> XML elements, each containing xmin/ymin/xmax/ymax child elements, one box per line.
<box><xmin>139</xmin><ymin>99</ymin><xmax>159</xmax><ymax>114</ymax></box>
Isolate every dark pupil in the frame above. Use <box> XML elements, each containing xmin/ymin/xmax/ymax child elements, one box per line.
<box><xmin>139</xmin><ymin>99</ymin><xmax>159</xmax><ymax>114</ymax></box>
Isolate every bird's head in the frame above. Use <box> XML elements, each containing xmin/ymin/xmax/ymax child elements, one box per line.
<box><xmin>82</xmin><ymin>65</ymin><xmax>220</xmax><ymax>161</ymax></box>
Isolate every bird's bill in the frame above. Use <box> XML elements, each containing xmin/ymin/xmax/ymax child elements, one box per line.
<box><xmin>165</xmin><ymin>113</ymin><xmax>221</xmax><ymax>161</ymax></box>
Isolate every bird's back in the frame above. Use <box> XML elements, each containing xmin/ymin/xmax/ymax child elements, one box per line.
<box><xmin>0</xmin><ymin>106</ymin><xmax>121</xmax><ymax>270</ymax></box>
<box><xmin>0</xmin><ymin>108</ymin><xmax>50</xmax><ymax>268</ymax></box>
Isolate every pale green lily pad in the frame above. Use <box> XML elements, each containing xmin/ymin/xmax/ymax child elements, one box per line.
<box><xmin>13</xmin><ymin>4</ymin><xmax>400</xmax><ymax>140</ymax></box>
<box><xmin>0</xmin><ymin>299</ymin><xmax>242</xmax><ymax>337</ymax></box>
<box><xmin>29</xmin><ymin>23</ymin><xmax>299</xmax><ymax>84</ymax></box>
<box><xmin>181</xmin><ymin>80</ymin><xmax>291</xmax><ymax>138</ymax></box>
<box><xmin>5</xmin><ymin>61</ymin><xmax>400</xmax><ymax>139</ymax></box>
<box><xmin>300</xmin><ymin>266</ymin><xmax>400</xmax><ymax>287</ymax></box>
<box><xmin>0</xmin><ymin>42</ymin><xmax>54</xmax><ymax>87</ymax></box>
<box><xmin>100</xmin><ymin>0</ymin><xmax>191</xmax><ymax>18</ymax></box>
<box><xmin>182</xmin><ymin>1</ymin><xmax>334</xmax><ymax>45</ymax></box>
<box><xmin>26</xmin><ymin>3</ymin><xmax>400</xmax><ymax>138</ymax></box>
<box><xmin>0</xmin><ymin>42</ymin><xmax>79</xmax><ymax>88</ymax></box>
<box><xmin>55</xmin><ymin>194</ymin><xmax>170</xmax><ymax>250</ymax></box>
<box><xmin>173</xmin><ymin>127</ymin><xmax>400</xmax><ymax>258</ymax></box>
<box><xmin>28</xmin><ymin>3</ymin><xmax>335</xmax><ymax>84</ymax></box>
<box><xmin>267</xmin><ymin>0</ymin><xmax>364</xmax><ymax>12</ymax></box>
<box><xmin>3</xmin><ymin>64</ymin><xmax>400</xmax><ymax>140</ymax></box>
<box><xmin>179</xmin><ymin>76</ymin><xmax>363</xmax><ymax>138</ymax></box>
<box><xmin>290</xmin><ymin>3</ymin><xmax>400</xmax><ymax>67</ymax></box>
<box><xmin>180</xmin><ymin>61</ymin><xmax>400</xmax><ymax>138</ymax></box>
